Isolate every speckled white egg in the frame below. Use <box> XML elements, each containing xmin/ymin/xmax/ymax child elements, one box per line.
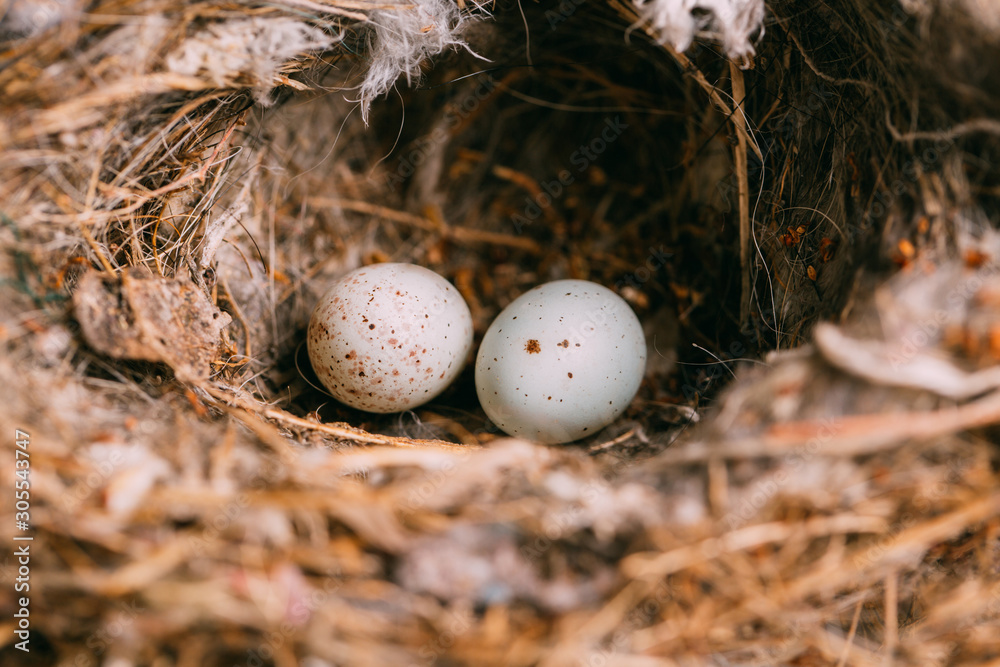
<box><xmin>475</xmin><ymin>280</ymin><xmax>646</xmax><ymax>444</ymax></box>
<box><xmin>308</xmin><ymin>263</ymin><xmax>473</xmax><ymax>413</ymax></box>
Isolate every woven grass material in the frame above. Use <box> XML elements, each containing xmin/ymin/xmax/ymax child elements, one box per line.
<box><xmin>2</xmin><ymin>0</ymin><xmax>1000</xmax><ymax>665</ymax></box>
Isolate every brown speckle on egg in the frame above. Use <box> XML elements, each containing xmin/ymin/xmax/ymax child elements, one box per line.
<box><xmin>525</xmin><ymin>339</ymin><xmax>541</xmax><ymax>354</ymax></box>
<box><xmin>307</xmin><ymin>263</ymin><xmax>474</xmax><ymax>413</ymax></box>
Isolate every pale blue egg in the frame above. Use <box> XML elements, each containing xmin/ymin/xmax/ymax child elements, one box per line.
<box><xmin>476</xmin><ymin>280</ymin><xmax>646</xmax><ymax>443</ymax></box>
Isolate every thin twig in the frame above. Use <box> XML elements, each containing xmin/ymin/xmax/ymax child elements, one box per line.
<box><xmin>308</xmin><ymin>197</ymin><xmax>542</xmax><ymax>253</ymax></box>
<box><xmin>588</xmin><ymin>428</ymin><xmax>637</xmax><ymax>453</ymax></box>
<box><xmin>656</xmin><ymin>386</ymin><xmax>1000</xmax><ymax>463</ymax></box>
<box><xmin>204</xmin><ymin>384</ymin><xmax>476</xmax><ymax>451</ymax></box>
<box><xmin>730</xmin><ymin>62</ymin><xmax>752</xmax><ymax>325</ymax></box>
<box><xmin>883</xmin><ymin>570</ymin><xmax>898</xmax><ymax>667</ymax></box>
<box><xmin>885</xmin><ymin>111</ymin><xmax>1000</xmax><ymax>142</ymax></box>
<box><xmin>836</xmin><ymin>599</ymin><xmax>864</xmax><ymax>667</ymax></box>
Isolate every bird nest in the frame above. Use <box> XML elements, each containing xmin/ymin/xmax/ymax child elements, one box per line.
<box><xmin>2</xmin><ymin>0</ymin><xmax>1000</xmax><ymax>664</ymax></box>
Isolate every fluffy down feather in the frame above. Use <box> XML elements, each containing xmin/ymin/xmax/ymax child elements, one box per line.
<box><xmin>633</xmin><ymin>0</ymin><xmax>765</xmax><ymax>59</ymax></box>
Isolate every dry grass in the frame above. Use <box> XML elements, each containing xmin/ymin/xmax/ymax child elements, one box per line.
<box><xmin>1</xmin><ymin>0</ymin><xmax>1000</xmax><ymax>665</ymax></box>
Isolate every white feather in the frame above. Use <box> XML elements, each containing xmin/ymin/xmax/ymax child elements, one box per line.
<box><xmin>358</xmin><ymin>0</ymin><xmax>489</xmax><ymax>122</ymax></box>
<box><xmin>633</xmin><ymin>0</ymin><xmax>765</xmax><ymax>59</ymax></box>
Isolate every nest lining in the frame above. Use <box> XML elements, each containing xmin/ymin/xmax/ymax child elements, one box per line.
<box><xmin>1</xmin><ymin>0</ymin><xmax>1000</xmax><ymax>665</ymax></box>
